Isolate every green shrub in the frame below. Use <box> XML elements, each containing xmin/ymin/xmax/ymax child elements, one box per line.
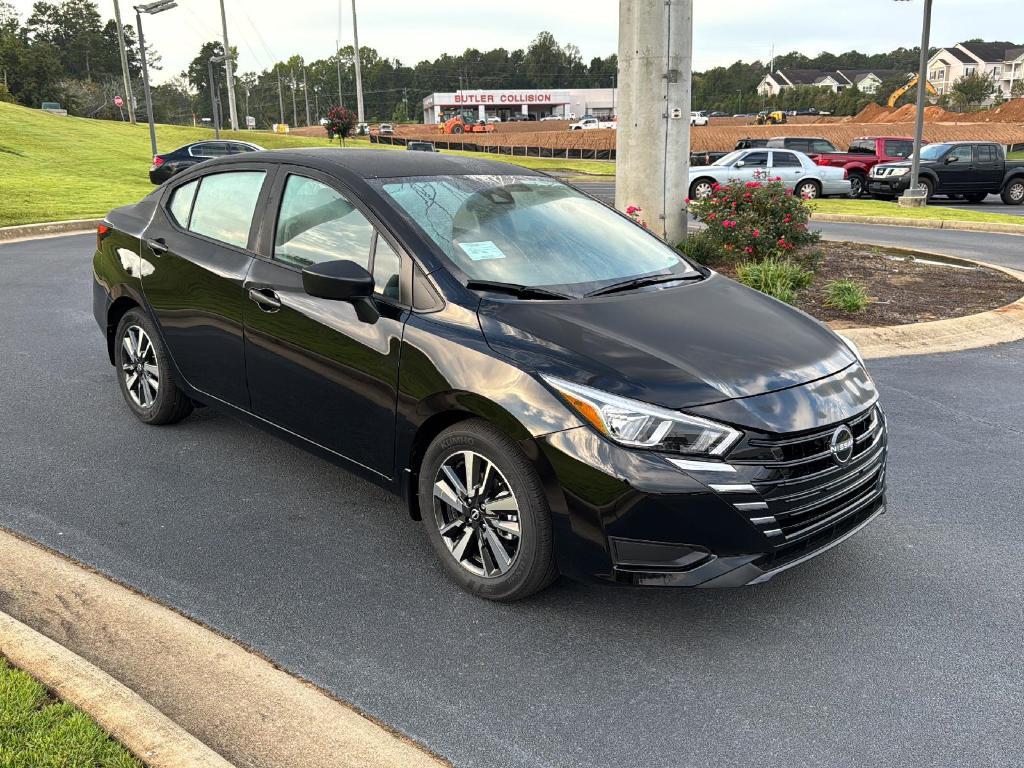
<box><xmin>686</xmin><ymin>179</ymin><xmax>820</xmax><ymax>259</ymax></box>
<box><xmin>825</xmin><ymin>279</ymin><xmax>870</xmax><ymax>312</ymax></box>
<box><xmin>736</xmin><ymin>257</ymin><xmax>814</xmax><ymax>304</ymax></box>
<box><xmin>677</xmin><ymin>230</ymin><xmax>728</xmax><ymax>265</ymax></box>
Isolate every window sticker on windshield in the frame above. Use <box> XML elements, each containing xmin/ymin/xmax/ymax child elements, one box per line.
<box><xmin>458</xmin><ymin>241</ymin><xmax>506</xmax><ymax>261</ymax></box>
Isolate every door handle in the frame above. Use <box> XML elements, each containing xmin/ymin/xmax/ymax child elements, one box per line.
<box><xmin>145</xmin><ymin>237</ymin><xmax>168</xmax><ymax>255</ymax></box>
<box><xmin>248</xmin><ymin>287</ymin><xmax>282</xmax><ymax>312</ymax></box>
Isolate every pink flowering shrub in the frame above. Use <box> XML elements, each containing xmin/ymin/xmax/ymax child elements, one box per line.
<box><xmin>625</xmin><ymin>204</ymin><xmax>648</xmax><ymax>229</ymax></box>
<box><xmin>684</xmin><ymin>179</ymin><xmax>819</xmax><ymax>260</ymax></box>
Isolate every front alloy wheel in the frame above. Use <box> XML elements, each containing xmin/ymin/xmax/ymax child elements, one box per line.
<box><xmin>689</xmin><ymin>179</ymin><xmax>715</xmax><ymax>201</ymax></box>
<box><xmin>433</xmin><ymin>450</ymin><xmax>521</xmax><ymax>577</ymax></box>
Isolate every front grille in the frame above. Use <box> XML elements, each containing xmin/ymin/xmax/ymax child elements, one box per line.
<box><xmin>723</xmin><ymin>405</ymin><xmax>886</xmax><ymax>553</ymax></box>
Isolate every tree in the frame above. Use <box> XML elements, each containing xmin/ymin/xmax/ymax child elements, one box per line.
<box><xmin>1011</xmin><ymin>79</ymin><xmax>1024</xmax><ymax>100</ymax></box>
<box><xmin>949</xmin><ymin>71</ymin><xmax>997</xmax><ymax>111</ymax></box>
<box><xmin>325</xmin><ymin>104</ymin><xmax>355</xmax><ymax>145</ymax></box>
<box><xmin>184</xmin><ymin>41</ymin><xmax>230</xmax><ymax>123</ymax></box>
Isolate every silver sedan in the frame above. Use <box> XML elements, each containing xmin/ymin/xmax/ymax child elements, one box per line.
<box><xmin>688</xmin><ymin>148</ymin><xmax>851</xmax><ymax>200</ymax></box>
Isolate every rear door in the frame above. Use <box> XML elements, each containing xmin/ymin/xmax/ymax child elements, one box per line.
<box><xmin>769</xmin><ymin>150</ymin><xmax>804</xmax><ymax>188</ymax></box>
<box><xmin>973</xmin><ymin>144</ymin><xmax>1003</xmax><ymax>192</ymax></box>
<box><xmin>242</xmin><ymin>166</ymin><xmax>409</xmax><ymax>477</ymax></box>
<box><xmin>141</xmin><ymin>165</ymin><xmax>272</xmax><ymax>407</ymax></box>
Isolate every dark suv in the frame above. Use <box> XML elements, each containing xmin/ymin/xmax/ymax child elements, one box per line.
<box><xmin>869</xmin><ymin>141</ymin><xmax>1024</xmax><ymax>203</ymax></box>
<box><xmin>149</xmin><ymin>140</ymin><xmax>263</xmax><ymax>184</ymax></box>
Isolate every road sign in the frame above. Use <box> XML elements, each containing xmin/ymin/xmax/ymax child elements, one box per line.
<box><xmin>114</xmin><ymin>95</ymin><xmax>124</xmax><ymax>107</ymax></box>
<box><xmin>245</xmin><ymin>115</ymin><xmax>256</xmax><ymax>129</ymax></box>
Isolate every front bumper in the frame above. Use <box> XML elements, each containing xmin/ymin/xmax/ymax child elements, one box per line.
<box><xmin>868</xmin><ymin>175</ymin><xmax>910</xmax><ymax>196</ymax></box>
<box><xmin>539</xmin><ymin>390</ymin><xmax>888</xmax><ymax>588</ymax></box>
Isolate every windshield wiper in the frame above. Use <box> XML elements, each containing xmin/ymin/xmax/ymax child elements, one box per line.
<box><xmin>465</xmin><ymin>280</ymin><xmax>571</xmax><ymax>300</ymax></box>
<box><xmin>585</xmin><ymin>272</ymin><xmax>701</xmax><ymax>298</ymax></box>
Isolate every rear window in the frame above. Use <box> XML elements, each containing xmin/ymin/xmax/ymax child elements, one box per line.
<box><xmin>884</xmin><ymin>140</ymin><xmax>914</xmax><ymax>158</ymax></box>
<box><xmin>188</xmin><ymin>171</ymin><xmax>266</xmax><ymax>248</ymax></box>
<box><xmin>849</xmin><ymin>140</ymin><xmax>875</xmax><ymax>154</ymax></box>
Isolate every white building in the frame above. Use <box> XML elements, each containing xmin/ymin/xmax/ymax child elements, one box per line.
<box><xmin>757</xmin><ymin>68</ymin><xmax>903</xmax><ymax>97</ymax></box>
<box><xmin>422</xmin><ymin>88</ymin><xmax>616</xmax><ymax>124</ymax></box>
<box><xmin>927</xmin><ymin>41</ymin><xmax>1024</xmax><ymax>100</ymax></box>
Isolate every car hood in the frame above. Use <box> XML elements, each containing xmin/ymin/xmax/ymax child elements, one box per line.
<box><xmin>477</xmin><ymin>273</ymin><xmax>856</xmax><ymax>410</ymax></box>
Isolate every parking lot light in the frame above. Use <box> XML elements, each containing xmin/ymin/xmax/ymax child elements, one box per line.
<box><xmin>134</xmin><ymin>1</ymin><xmax>178</xmax><ymax>157</ymax></box>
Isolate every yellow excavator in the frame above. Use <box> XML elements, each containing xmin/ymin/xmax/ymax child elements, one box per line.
<box><xmin>887</xmin><ymin>75</ymin><xmax>938</xmax><ymax>107</ymax></box>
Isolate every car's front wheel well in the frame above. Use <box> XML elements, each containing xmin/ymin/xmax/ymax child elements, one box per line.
<box><xmin>404</xmin><ymin>410</ymin><xmax>479</xmax><ymax>520</ymax></box>
<box><xmin>106</xmin><ymin>296</ymin><xmax>140</xmax><ymax>364</ymax></box>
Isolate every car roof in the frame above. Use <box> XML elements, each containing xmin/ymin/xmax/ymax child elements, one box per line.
<box><xmin>198</xmin><ymin>147</ymin><xmax>545</xmax><ymax>179</ymax></box>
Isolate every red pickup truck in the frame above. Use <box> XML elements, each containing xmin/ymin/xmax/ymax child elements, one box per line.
<box><xmin>813</xmin><ymin>136</ymin><xmax>915</xmax><ymax>198</ymax></box>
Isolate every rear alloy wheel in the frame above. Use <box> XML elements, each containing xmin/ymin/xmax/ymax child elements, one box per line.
<box><xmin>689</xmin><ymin>178</ymin><xmax>715</xmax><ymax>201</ymax></box>
<box><xmin>114</xmin><ymin>309</ymin><xmax>193</xmax><ymax>425</ymax></box>
<box><xmin>796</xmin><ymin>180</ymin><xmax>821</xmax><ymax>200</ymax></box>
<box><xmin>419</xmin><ymin>420</ymin><xmax>558</xmax><ymax>601</ymax></box>
<box><xmin>1002</xmin><ymin>180</ymin><xmax>1024</xmax><ymax>205</ymax></box>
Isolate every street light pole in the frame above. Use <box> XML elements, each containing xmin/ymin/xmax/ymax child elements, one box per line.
<box><xmin>898</xmin><ymin>0</ymin><xmax>933</xmax><ymax>207</ymax></box>
<box><xmin>218</xmin><ymin>0</ymin><xmax>239</xmax><ymax>131</ymax></box>
<box><xmin>133</xmin><ymin>1</ymin><xmax>177</xmax><ymax>158</ymax></box>
<box><xmin>112</xmin><ymin>0</ymin><xmax>136</xmax><ymax>124</ymax></box>
<box><xmin>350</xmin><ymin>0</ymin><xmax>365</xmax><ymax>122</ymax></box>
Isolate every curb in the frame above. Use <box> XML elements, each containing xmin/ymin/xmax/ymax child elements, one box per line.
<box><xmin>810</xmin><ymin>212</ymin><xmax>1024</xmax><ymax>235</ymax></box>
<box><xmin>0</xmin><ymin>218</ymin><xmax>104</xmax><ymax>242</ymax></box>
<box><xmin>0</xmin><ymin>611</ymin><xmax>235</xmax><ymax>768</ymax></box>
<box><xmin>840</xmin><ymin>250</ymin><xmax>1024</xmax><ymax>359</ymax></box>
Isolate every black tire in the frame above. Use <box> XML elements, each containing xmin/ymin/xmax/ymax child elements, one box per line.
<box><xmin>796</xmin><ymin>179</ymin><xmax>821</xmax><ymax>200</ymax></box>
<box><xmin>113</xmin><ymin>308</ymin><xmax>193</xmax><ymax>425</ymax></box>
<box><xmin>847</xmin><ymin>172</ymin><xmax>865</xmax><ymax>199</ymax></box>
<box><xmin>964</xmin><ymin>191</ymin><xmax>988</xmax><ymax>203</ymax></box>
<box><xmin>451</xmin><ymin>125</ymin><xmax>464</xmax><ymax>135</ymax></box>
<box><xmin>1002</xmin><ymin>179</ymin><xmax>1024</xmax><ymax>206</ymax></box>
<box><xmin>689</xmin><ymin>177</ymin><xmax>716</xmax><ymax>201</ymax></box>
<box><xmin>418</xmin><ymin>419</ymin><xmax>558</xmax><ymax>601</ymax></box>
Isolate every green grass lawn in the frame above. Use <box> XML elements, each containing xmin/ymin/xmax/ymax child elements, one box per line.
<box><xmin>0</xmin><ymin>102</ymin><xmax>612</xmax><ymax>226</ymax></box>
<box><xmin>1008</xmin><ymin>150</ymin><xmax>1024</xmax><ymax>160</ymax></box>
<box><xmin>810</xmin><ymin>198</ymin><xmax>1024</xmax><ymax>226</ymax></box>
<box><xmin>0</xmin><ymin>657</ymin><xmax>141</xmax><ymax>767</ymax></box>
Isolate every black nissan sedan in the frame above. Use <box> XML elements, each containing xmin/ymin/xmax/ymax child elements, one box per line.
<box><xmin>149</xmin><ymin>140</ymin><xmax>264</xmax><ymax>184</ymax></box>
<box><xmin>93</xmin><ymin>149</ymin><xmax>887</xmax><ymax>600</ymax></box>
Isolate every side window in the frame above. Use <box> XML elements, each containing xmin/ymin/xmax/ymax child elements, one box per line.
<box><xmin>885</xmin><ymin>140</ymin><xmax>913</xmax><ymax>158</ymax></box>
<box><xmin>975</xmin><ymin>145</ymin><xmax>996</xmax><ymax>164</ymax></box>
<box><xmin>167</xmin><ymin>179</ymin><xmax>198</xmax><ymax>227</ymax></box>
<box><xmin>785</xmin><ymin>140</ymin><xmax>809</xmax><ymax>153</ymax></box>
<box><xmin>743</xmin><ymin>151</ymin><xmax>769</xmax><ymax>167</ymax></box>
<box><xmin>191</xmin><ymin>142</ymin><xmax>230</xmax><ymax>158</ymax></box>
<box><xmin>949</xmin><ymin>146</ymin><xmax>973</xmax><ymax>164</ymax></box>
<box><xmin>189</xmin><ymin>171</ymin><xmax>266</xmax><ymax>248</ymax></box>
<box><xmin>771</xmin><ymin>151</ymin><xmax>801</xmax><ymax>167</ymax></box>
<box><xmin>811</xmin><ymin>140</ymin><xmax>835</xmax><ymax>153</ymax></box>
<box><xmin>372</xmin><ymin>235</ymin><xmax>401</xmax><ymax>300</ymax></box>
<box><xmin>273</xmin><ymin>175</ymin><xmax>374</xmax><ymax>270</ymax></box>
<box><xmin>229</xmin><ymin>143</ymin><xmax>256</xmax><ymax>154</ymax></box>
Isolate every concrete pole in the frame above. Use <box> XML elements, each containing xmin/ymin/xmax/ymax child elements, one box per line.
<box><xmin>336</xmin><ymin>40</ymin><xmax>344</xmax><ymax>107</ymax></box>
<box><xmin>350</xmin><ymin>0</ymin><xmax>365</xmax><ymax>122</ymax></box>
<box><xmin>615</xmin><ymin>0</ymin><xmax>693</xmax><ymax>244</ymax></box>
<box><xmin>112</xmin><ymin>0</ymin><xmax>136</xmax><ymax>124</ymax></box>
<box><xmin>218</xmin><ymin>0</ymin><xmax>239</xmax><ymax>131</ymax></box>
<box><xmin>277</xmin><ymin>69</ymin><xmax>285</xmax><ymax>125</ymax></box>
<box><xmin>900</xmin><ymin>0</ymin><xmax>932</xmax><ymax>207</ymax></box>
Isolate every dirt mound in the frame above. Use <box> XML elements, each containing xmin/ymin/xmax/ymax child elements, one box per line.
<box><xmin>852</xmin><ymin>103</ymin><xmax>892</xmax><ymax>123</ymax></box>
<box><xmin>984</xmin><ymin>98</ymin><xmax>1024</xmax><ymax>121</ymax></box>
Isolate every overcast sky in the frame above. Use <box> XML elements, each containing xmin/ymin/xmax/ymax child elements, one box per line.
<box><xmin>9</xmin><ymin>0</ymin><xmax>1024</xmax><ymax>83</ymax></box>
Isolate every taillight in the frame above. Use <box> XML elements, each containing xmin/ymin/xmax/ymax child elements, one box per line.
<box><xmin>152</xmin><ymin>155</ymin><xmax>164</xmax><ymax>167</ymax></box>
<box><xmin>96</xmin><ymin>223</ymin><xmax>110</xmax><ymax>251</ymax></box>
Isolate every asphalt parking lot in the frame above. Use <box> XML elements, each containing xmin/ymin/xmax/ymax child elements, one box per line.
<box><xmin>2</xmin><ymin>233</ymin><xmax>1024</xmax><ymax>768</ymax></box>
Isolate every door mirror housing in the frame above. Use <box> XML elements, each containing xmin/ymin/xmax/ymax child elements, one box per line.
<box><xmin>945</xmin><ymin>154</ymin><xmax>958</xmax><ymax>164</ymax></box>
<box><xmin>301</xmin><ymin>259</ymin><xmax>379</xmax><ymax>323</ymax></box>
<box><xmin>734</xmin><ymin>160</ymin><xmax>745</xmax><ymax>168</ymax></box>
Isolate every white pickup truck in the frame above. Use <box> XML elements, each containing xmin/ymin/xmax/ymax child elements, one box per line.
<box><xmin>569</xmin><ymin>117</ymin><xmax>616</xmax><ymax>130</ymax></box>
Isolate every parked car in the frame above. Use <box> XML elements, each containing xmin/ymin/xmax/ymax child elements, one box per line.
<box><xmin>766</xmin><ymin>137</ymin><xmax>840</xmax><ymax>155</ymax></box>
<box><xmin>406</xmin><ymin>140</ymin><xmax>436</xmax><ymax>152</ymax></box>
<box><xmin>539</xmin><ymin>115</ymin><xmax>563</xmax><ymax>121</ymax></box>
<box><xmin>734</xmin><ymin>137</ymin><xmax>769</xmax><ymax>150</ymax></box>
<box><xmin>569</xmin><ymin>117</ymin><xmax>616</xmax><ymax>130</ymax></box>
<box><xmin>869</xmin><ymin>141</ymin><xmax>1024</xmax><ymax>204</ymax></box>
<box><xmin>813</xmin><ymin>136</ymin><xmax>915</xmax><ymax>198</ymax></box>
<box><xmin>148</xmin><ymin>140</ymin><xmax>263</xmax><ymax>185</ymax></box>
<box><xmin>486</xmin><ymin>116</ymin><xmax>502</xmax><ymax>123</ymax></box>
<box><xmin>709</xmin><ymin>111</ymin><xmax>729</xmax><ymax>117</ymax></box>
<box><xmin>690</xmin><ymin>111</ymin><xmax>709</xmax><ymax>126</ymax></box>
<box><xmin>689</xmin><ymin>148</ymin><xmax>851</xmax><ymax>200</ymax></box>
<box><xmin>378</xmin><ymin>123</ymin><xmax>394</xmax><ymax>136</ymax></box>
<box><xmin>93</xmin><ymin>148</ymin><xmax>885</xmax><ymax>600</ymax></box>
<box><xmin>690</xmin><ymin>150</ymin><xmax>729</xmax><ymax>166</ymax></box>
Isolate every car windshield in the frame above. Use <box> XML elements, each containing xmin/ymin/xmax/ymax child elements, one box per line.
<box><xmin>919</xmin><ymin>143</ymin><xmax>951</xmax><ymax>161</ymax></box>
<box><xmin>713</xmin><ymin>150</ymin><xmax>744</xmax><ymax>166</ymax></box>
<box><xmin>374</xmin><ymin>175</ymin><xmax>693</xmax><ymax>293</ymax></box>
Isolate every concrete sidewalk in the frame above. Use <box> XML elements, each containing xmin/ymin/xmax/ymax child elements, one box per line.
<box><xmin>0</xmin><ymin>528</ymin><xmax>447</xmax><ymax>768</ymax></box>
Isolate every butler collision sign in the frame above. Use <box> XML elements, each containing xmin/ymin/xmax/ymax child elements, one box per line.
<box><xmin>422</xmin><ymin>88</ymin><xmax>617</xmax><ymax>123</ymax></box>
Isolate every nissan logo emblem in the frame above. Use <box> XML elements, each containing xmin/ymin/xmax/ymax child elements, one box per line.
<box><xmin>830</xmin><ymin>425</ymin><xmax>855</xmax><ymax>464</ymax></box>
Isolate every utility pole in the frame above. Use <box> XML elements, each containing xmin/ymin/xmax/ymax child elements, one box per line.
<box><xmin>218</xmin><ymin>0</ymin><xmax>239</xmax><ymax>131</ymax></box>
<box><xmin>303</xmin><ymin>67</ymin><xmax>311</xmax><ymax>126</ymax></box>
<box><xmin>336</xmin><ymin>41</ymin><xmax>344</xmax><ymax>107</ymax></box>
<box><xmin>290</xmin><ymin>69</ymin><xmax>298</xmax><ymax>127</ymax></box>
<box><xmin>113</xmin><ymin>0</ymin><xmax>136</xmax><ymax>124</ymax></box>
<box><xmin>350</xmin><ymin>0</ymin><xmax>364</xmax><ymax>121</ymax></box>
<box><xmin>615</xmin><ymin>0</ymin><xmax>693</xmax><ymax>244</ymax></box>
<box><xmin>277</xmin><ymin>68</ymin><xmax>285</xmax><ymax>125</ymax></box>
<box><xmin>897</xmin><ymin>0</ymin><xmax>933</xmax><ymax>207</ymax></box>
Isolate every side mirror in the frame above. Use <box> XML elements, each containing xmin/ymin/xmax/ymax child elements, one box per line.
<box><xmin>945</xmin><ymin>155</ymin><xmax>958</xmax><ymax>164</ymax></box>
<box><xmin>735</xmin><ymin>160</ymin><xmax>745</xmax><ymax>168</ymax></box>
<box><xmin>302</xmin><ymin>259</ymin><xmax>379</xmax><ymax>323</ymax></box>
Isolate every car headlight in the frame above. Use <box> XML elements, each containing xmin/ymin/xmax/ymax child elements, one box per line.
<box><xmin>837</xmin><ymin>333</ymin><xmax>865</xmax><ymax>366</ymax></box>
<box><xmin>541</xmin><ymin>375</ymin><xmax>742</xmax><ymax>456</ymax></box>
<box><xmin>889</xmin><ymin>167</ymin><xmax>910</xmax><ymax>177</ymax></box>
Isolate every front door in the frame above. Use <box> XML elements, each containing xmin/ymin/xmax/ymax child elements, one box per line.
<box><xmin>731</xmin><ymin>150</ymin><xmax>770</xmax><ymax>184</ymax></box>
<box><xmin>141</xmin><ymin>166</ymin><xmax>271</xmax><ymax>407</ymax></box>
<box><xmin>937</xmin><ymin>145</ymin><xmax>975</xmax><ymax>193</ymax></box>
<box><xmin>242</xmin><ymin>168</ymin><xmax>409</xmax><ymax>477</ymax></box>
